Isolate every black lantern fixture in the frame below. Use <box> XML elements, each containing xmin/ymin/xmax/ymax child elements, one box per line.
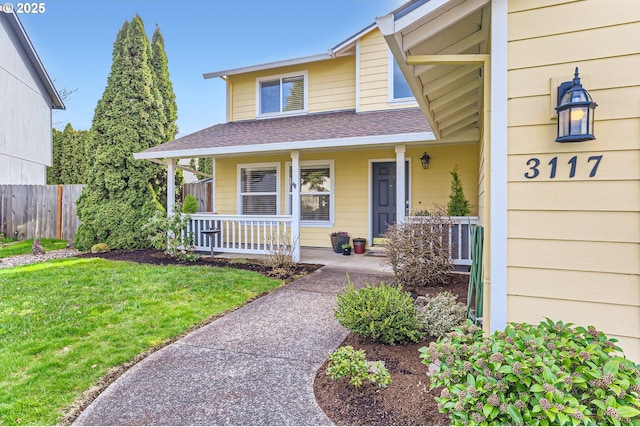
<box><xmin>420</xmin><ymin>152</ymin><xmax>431</xmax><ymax>169</ymax></box>
<box><xmin>555</xmin><ymin>67</ymin><xmax>597</xmax><ymax>142</ymax></box>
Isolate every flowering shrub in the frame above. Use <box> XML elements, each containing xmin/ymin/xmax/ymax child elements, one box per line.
<box><xmin>417</xmin><ymin>291</ymin><xmax>467</xmax><ymax>337</ymax></box>
<box><xmin>420</xmin><ymin>319</ymin><xmax>640</xmax><ymax>426</ymax></box>
<box><xmin>334</xmin><ymin>277</ymin><xmax>423</xmax><ymax>345</ymax></box>
<box><xmin>330</xmin><ymin>231</ymin><xmax>349</xmax><ymax>238</ymax></box>
<box><xmin>327</xmin><ymin>345</ymin><xmax>391</xmax><ymax>388</ymax></box>
<box><xmin>144</xmin><ymin>203</ymin><xmax>199</xmax><ymax>262</ymax></box>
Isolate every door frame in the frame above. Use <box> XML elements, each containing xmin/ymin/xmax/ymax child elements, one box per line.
<box><xmin>368</xmin><ymin>158</ymin><xmax>412</xmax><ymax>245</ymax></box>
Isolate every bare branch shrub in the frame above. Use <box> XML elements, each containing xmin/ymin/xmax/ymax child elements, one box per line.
<box><xmin>262</xmin><ymin>231</ymin><xmax>299</xmax><ymax>276</ymax></box>
<box><xmin>381</xmin><ymin>205</ymin><xmax>453</xmax><ymax>286</ymax></box>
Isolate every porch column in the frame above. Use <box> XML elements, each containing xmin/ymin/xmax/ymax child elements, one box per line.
<box><xmin>166</xmin><ymin>158</ymin><xmax>176</xmax><ymax>214</ymax></box>
<box><xmin>291</xmin><ymin>150</ymin><xmax>301</xmax><ymax>262</ymax></box>
<box><xmin>210</xmin><ymin>158</ymin><xmax>216</xmax><ymax>213</ymax></box>
<box><xmin>395</xmin><ymin>145</ymin><xmax>406</xmax><ymax>224</ymax></box>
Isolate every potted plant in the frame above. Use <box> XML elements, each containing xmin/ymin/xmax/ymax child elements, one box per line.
<box><xmin>352</xmin><ymin>237</ymin><xmax>366</xmax><ymax>254</ymax></box>
<box><xmin>341</xmin><ymin>243</ymin><xmax>352</xmax><ymax>256</ymax></box>
<box><xmin>330</xmin><ymin>231</ymin><xmax>350</xmax><ymax>253</ymax></box>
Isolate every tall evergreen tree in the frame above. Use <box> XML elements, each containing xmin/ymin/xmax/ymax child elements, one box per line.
<box><xmin>47</xmin><ymin>127</ymin><xmax>64</xmax><ymax>184</ymax></box>
<box><xmin>151</xmin><ymin>25</ymin><xmax>181</xmax><ymax>204</ymax></box>
<box><xmin>74</xmin><ymin>15</ymin><xmax>167</xmax><ymax>251</ymax></box>
<box><xmin>151</xmin><ymin>26</ymin><xmax>178</xmax><ymax>141</ymax></box>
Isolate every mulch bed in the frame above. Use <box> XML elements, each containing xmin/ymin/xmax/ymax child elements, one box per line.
<box><xmin>313</xmin><ymin>274</ymin><xmax>469</xmax><ymax>426</ymax></box>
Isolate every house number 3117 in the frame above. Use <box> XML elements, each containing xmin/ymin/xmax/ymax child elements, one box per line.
<box><xmin>524</xmin><ymin>155</ymin><xmax>603</xmax><ymax>179</ymax></box>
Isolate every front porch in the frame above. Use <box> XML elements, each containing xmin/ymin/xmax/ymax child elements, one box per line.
<box><xmin>186</xmin><ymin>213</ymin><xmax>479</xmax><ymax>267</ymax></box>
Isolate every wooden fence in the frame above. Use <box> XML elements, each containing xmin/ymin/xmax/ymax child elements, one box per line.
<box><xmin>183</xmin><ymin>180</ymin><xmax>212</xmax><ymax>212</ymax></box>
<box><xmin>0</xmin><ymin>184</ymin><xmax>84</xmax><ymax>241</ymax></box>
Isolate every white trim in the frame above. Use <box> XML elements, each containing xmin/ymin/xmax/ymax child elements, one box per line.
<box><xmin>134</xmin><ymin>131</ymin><xmax>437</xmax><ymax>160</ymax></box>
<box><xmin>355</xmin><ymin>40</ymin><xmax>361</xmax><ymax>112</ymax></box>
<box><xmin>211</xmin><ymin>158</ymin><xmax>216</xmax><ymax>213</ymax></box>
<box><xmin>489</xmin><ymin>0</ymin><xmax>508</xmax><ymax>333</ymax></box>
<box><xmin>256</xmin><ymin>71</ymin><xmax>309</xmax><ymax>118</ymax></box>
<box><xmin>290</xmin><ymin>151</ymin><xmax>301</xmax><ymax>262</ymax></box>
<box><xmin>285</xmin><ymin>160</ymin><xmax>335</xmax><ymax>227</ymax></box>
<box><xmin>331</xmin><ymin>23</ymin><xmax>377</xmax><ymax>55</ymax></box>
<box><xmin>204</xmin><ymin>53</ymin><xmax>331</xmax><ymax>79</ymax></box>
<box><xmin>166</xmin><ymin>159</ymin><xmax>176</xmax><ymax>214</ymax></box>
<box><xmin>388</xmin><ymin>50</ymin><xmax>416</xmax><ymax>104</ymax></box>
<box><xmin>395</xmin><ymin>145</ymin><xmax>406</xmax><ymax>224</ymax></box>
<box><xmin>236</xmin><ymin>162</ymin><xmax>281</xmax><ymax>215</ymax></box>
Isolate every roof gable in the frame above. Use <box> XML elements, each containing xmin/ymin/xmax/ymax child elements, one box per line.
<box><xmin>1</xmin><ymin>11</ymin><xmax>64</xmax><ymax>109</ymax></box>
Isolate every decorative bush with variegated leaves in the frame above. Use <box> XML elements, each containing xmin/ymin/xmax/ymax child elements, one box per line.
<box><xmin>420</xmin><ymin>319</ymin><xmax>640</xmax><ymax>426</ymax></box>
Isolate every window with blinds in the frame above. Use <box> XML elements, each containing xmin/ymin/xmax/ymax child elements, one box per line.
<box><xmin>240</xmin><ymin>167</ymin><xmax>278</xmax><ymax>215</ymax></box>
<box><xmin>258</xmin><ymin>73</ymin><xmax>306</xmax><ymax>115</ymax></box>
<box><xmin>288</xmin><ymin>164</ymin><xmax>332</xmax><ymax>224</ymax></box>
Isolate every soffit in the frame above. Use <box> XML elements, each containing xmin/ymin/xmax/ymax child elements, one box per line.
<box><xmin>378</xmin><ymin>0</ymin><xmax>490</xmax><ymax>140</ymax></box>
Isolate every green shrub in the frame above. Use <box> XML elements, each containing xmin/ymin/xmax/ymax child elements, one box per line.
<box><xmin>327</xmin><ymin>345</ymin><xmax>391</xmax><ymax>388</ymax></box>
<box><xmin>90</xmin><ymin>243</ymin><xmax>110</xmax><ymax>253</ymax></box>
<box><xmin>143</xmin><ymin>203</ymin><xmax>199</xmax><ymax>262</ymax></box>
<box><xmin>182</xmin><ymin>194</ymin><xmax>198</xmax><ymax>214</ymax></box>
<box><xmin>447</xmin><ymin>165</ymin><xmax>471</xmax><ymax>216</ymax></box>
<box><xmin>418</xmin><ymin>291</ymin><xmax>467</xmax><ymax>337</ymax></box>
<box><xmin>420</xmin><ymin>319</ymin><xmax>640</xmax><ymax>426</ymax></box>
<box><xmin>335</xmin><ymin>278</ymin><xmax>424</xmax><ymax>345</ymax></box>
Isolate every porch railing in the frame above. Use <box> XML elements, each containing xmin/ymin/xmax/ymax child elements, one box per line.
<box><xmin>405</xmin><ymin>216</ymin><xmax>480</xmax><ymax>266</ymax></box>
<box><xmin>186</xmin><ymin>214</ymin><xmax>293</xmax><ymax>255</ymax></box>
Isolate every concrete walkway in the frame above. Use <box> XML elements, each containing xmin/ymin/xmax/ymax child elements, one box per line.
<box><xmin>73</xmin><ymin>267</ymin><xmax>394</xmax><ymax>426</ymax></box>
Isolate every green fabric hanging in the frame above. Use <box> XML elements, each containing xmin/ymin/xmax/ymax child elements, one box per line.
<box><xmin>466</xmin><ymin>225</ymin><xmax>484</xmax><ymax>325</ymax></box>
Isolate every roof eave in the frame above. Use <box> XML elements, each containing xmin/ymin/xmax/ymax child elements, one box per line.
<box><xmin>203</xmin><ymin>53</ymin><xmax>334</xmax><ymax>79</ymax></box>
<box><xmin>133</xmin><ymin>131</ymin><xmax>437</xmax><ymax>161</ymax></box>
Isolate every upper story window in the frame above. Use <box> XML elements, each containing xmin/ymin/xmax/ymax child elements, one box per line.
<box><xmin>389</xmin><ymin>53</ymin><xmax>414</xmax><ymax>102</ymax></box>
<box><xmin>257</xmin><ymin>71</ymin><xmax>308</xmax><ymax>117</ymax></box>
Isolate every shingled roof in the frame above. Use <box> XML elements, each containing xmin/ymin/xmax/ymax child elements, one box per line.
<box><xmin>136</xmin><ymin>108</ymin><xmax>432</xmax><ymax>159</ymax></box>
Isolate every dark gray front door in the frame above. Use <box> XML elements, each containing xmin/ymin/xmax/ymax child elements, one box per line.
<box><xmin>372</xmin><ymin>161</ymin><xmax>408</xmax><ymax>238</ymax></box>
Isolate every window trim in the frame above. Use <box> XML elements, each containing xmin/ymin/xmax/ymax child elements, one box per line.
<box><xmin>256</xmin><ymin>71</ymin><xmax>309</xmax><ymax>118</ymax></box>
<box><xmin>237</xmin><ymin>162</ymin><xmax>281</xmax><ymax>215</ymax></box>
<box><xmin>285</xmin><ymin>160</ymin><xmax>334</xmax><ymax>227</ymax></box>
<box><xmin>387</xmin><ymin>51</ymin><xmax>416</xmax><ymax>104</ymax></box>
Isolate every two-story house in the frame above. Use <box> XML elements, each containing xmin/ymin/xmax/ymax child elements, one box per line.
<box><xmin>135</xmin><ymin>23</ymin><xmax>480</xmax><ymax>264</ymax></box>
<box><xmin>0</xmin><ymin>11</ymin><xmax>64</xmax><ymax>184</ymax></box>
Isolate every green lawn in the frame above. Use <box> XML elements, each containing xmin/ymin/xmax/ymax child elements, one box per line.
<box><xmin>0</xmin><ymin>239</ymin><xmax>68</xmax><ymax>258</ymax></box>
<box><xmin>0</xmin><ymin>257</ymin><xmax>282</xmax><ymax>425</ymax></box>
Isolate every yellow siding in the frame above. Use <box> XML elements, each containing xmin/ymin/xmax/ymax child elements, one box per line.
<box><xmin>211</xmin><ymin>144</ymin><xmax>477</xmax><ymax>247</ymax></box>
<box><xmin>228</xmin><ymin>57</ymin><xmax>355</xmax><ymax>121</ymax></box>
<box><xmin>508</xmin><ymin>0</ymin><xmax>640</xmax><ymax>361</ymax></box>
<box><xmin>359</xmin><ymin>29</ymin><xmax>418</xmax><ymax>112</ymax></box>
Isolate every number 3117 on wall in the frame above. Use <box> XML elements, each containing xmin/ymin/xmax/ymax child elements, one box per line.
<box><xmin>524</xmin><ymin>155</ymin><xmax>603</xmax><ymax>179</ymax></box>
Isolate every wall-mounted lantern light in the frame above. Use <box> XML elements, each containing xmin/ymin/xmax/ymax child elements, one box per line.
<box><xmin>420</xmin><ymin>152</ymin><xmax>431</xmax><ymax>169</ymax></box>
<box><xmin>555</xmin><ymin>67</ymin><xmax>597</xmax><ymax>142</ymax></box>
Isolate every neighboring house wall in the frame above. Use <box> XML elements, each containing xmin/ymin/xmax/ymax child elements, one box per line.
<box><xmin>228</xmin><ymin>56</ymin><xmax>356</xmax><ymax>121</ymax></box>
<box><xmin>358</xmin><ymin>29</ymin><xmax>417</xmax><ymax>112</ymax></box>
<box><xmin>211</xmin><ymin>144</ymin><xmax>478</xmax><ymax>248</ymax></box>
<box><xmin>507</xmin><ymin>0</ymin><xmax>640</xmax><ymax>359</ymax></box>
<box><xmin>0</xmin><ymin>14</ymin><xmax>55</xmax><ymax>184</ymax></box>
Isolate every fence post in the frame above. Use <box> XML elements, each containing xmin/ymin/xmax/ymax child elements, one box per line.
<box><xmin>57</xmin><ymin>185</ymin><xmax>63</xmax><ymax>240</ymax></box>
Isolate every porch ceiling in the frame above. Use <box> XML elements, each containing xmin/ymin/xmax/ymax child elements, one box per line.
<box><xmin>377</xmin><ymin>0</ymin><xmax>490</xmax><ymax>140</ymax></box>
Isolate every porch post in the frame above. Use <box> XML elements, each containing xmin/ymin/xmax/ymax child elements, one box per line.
<box><xmin>167</xmin><ymin>158</ymin><xmax>176</xmax><ymax>214</ymax></box>
<box><xmin>395</xmin><ymin>145</ymin><xmax>406</xmax><ymax>224</ymax></box>
<box><xmin>291</xmin><ymin>150</ymin><xmax>301</xmax><ymax>262</ymax></box>
<box><xmin>210</xmin><ymin>158</ymin><xmax>216</xmax><ymax>213</ymax></box>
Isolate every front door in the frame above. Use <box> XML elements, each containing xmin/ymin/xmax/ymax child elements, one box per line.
<box><xmin>372</xmin><ymin>161</ymin><xmax>408</xmax><ymax>239</ymax></box>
